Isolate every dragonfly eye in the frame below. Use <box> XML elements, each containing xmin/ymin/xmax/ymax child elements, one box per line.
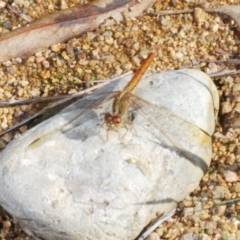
<box><xmin>113</xmin><ymin>116</ymin><xmax>121</xmax><ymax>125</ymax></box>
<box><xmin>104</xmin><ymin>113</ymin><xmax>113</xmax><ymax>123</ymax></box>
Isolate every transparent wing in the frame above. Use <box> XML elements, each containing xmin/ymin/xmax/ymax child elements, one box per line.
<box><xmin>26</xmin><ymin>91</ymin><xmax>120</xmax><ymax>149</ymax></box>
<box><xmin>57</xmin><ymin>91</ymin><xmax>117</xmax><ymax>126</ymax></box>
<box><xmin>0</xmin><ymin>91</ymin><xmax>118</xmax><ymax>137</ymax></box>
<box><xmin>128</xmin><ymin>93</ymin><xmax>212</xmax><ymax>172</ymax></box>
<box><xmin>0</xmin><ymin>71</ymin><xmax>133</xmax><ymax>137</ymax></box>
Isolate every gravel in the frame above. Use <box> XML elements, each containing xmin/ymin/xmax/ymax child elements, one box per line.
<box><xmin>0</xmin><ymin>0</ymin><xmax>240</xmax><ymax>239</ymax></box>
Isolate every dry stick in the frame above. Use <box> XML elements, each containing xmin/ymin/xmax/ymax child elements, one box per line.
<box><xmin>6</xmin><ymin>4</ymin><xmax>33</xmax><ymax>22</ymax></box>
<box><xmin>137</xmin><ymin>208</ymin><xmax>176</xmax><ymax>240</ymax></box>
<box><xmin>149</xmin><ymin>9</ymin><xmax>193</xmax><ymax>16</ymax></box>
<box><xmin>196</xmin><ymin>58</ymin><xmax>240</xmax><ymax>77</ymax></box>
<box><xmin>208</xmin><ymin>70</ymin><xmax>240</xmax><ymax>78</ymax></box>
<box><xmin>198</xmin><ymin>59</ymin><xmax>240</xmax><ymax>77</ymax></box>
<box><xmin>216</xmin><ymin>197</ymin><xmax>240</xmax><ymax>205</ymax></box>
<box><xmin>198</xmin><ymin>59</ymin><xmax>240</xmax><ymax>65</ymax></box>
<box><xmin>149</xmin><ymin>7</ymin><xmax>238</xmax><ymax>18</ymax></box>
<box><xmin>203</xmin><ymin>7</ymin><xmax>240</xmax><ymax>24</ymax></box>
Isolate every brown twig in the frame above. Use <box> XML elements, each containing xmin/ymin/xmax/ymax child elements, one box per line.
<box><xmin>6</xmin><ymin>4</ymin><xmax>33</xmax><ymax>22</ymax></box>
<box><xmin>149</xmin><ymin>9</ymin><xmax>193</xmax><ymax>16</ymax></box>
<box><xmin>208</xmin><ymin>70</ymin><xmax>240</xmax><ymax>78</ymax></box>
<box><xmin>198</xmin><ymin>59</ymin><xmax>240</xmax><ymax>65</ymax></box>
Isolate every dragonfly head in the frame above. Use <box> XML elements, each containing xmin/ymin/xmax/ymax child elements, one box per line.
<box><xmin>104</xmin><ymin>113</ymin><xmax>122</xmax><ymax>129</ymax></box>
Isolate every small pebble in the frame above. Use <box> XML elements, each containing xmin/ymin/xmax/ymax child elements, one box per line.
<box><xmin>29</xmin><ymin>88</ymin><xmax>40</xmax><ymax>97</ymax></box>
<box><xmin>36</xmin><ymin>56</ymin><xmax>45</xmax><ymax>63</ymax></box>
<box><xmin>221</xmin><ymin>102</ymin><xmax>232</xmax><ymax>115</ymax></box>
<box><xmin>14</xmin><ymin>0</ymin><xmax>24</xmax><ymax>7</ymax></box>
<box><xmin>121</xmin><ymin>62</ymin><xmax>132</xmax><ymax>71</ymax></box>
<box><xmin>233</xmin><ymin>84</ymin><xmax>240</xmax><ymax>92</ymax></box>
<box><xmin>2</xmin><ymin>21</ymin><xmax>11</xmax><ymax>29</ymax></box>
<box><xmin>60</xmin><ymin>0</ymin><xmax>68</xmax><ymax>9</ymax></box>
<box><xmin>147</xmin><ymin>232</ymin><xmax>160</xmax><ymax>240</ymax></box>
<box><xmin>234</xmin><ymin>182</ymin><xmax>240</xmax><ymax>192</ymax></box>
<box><xmin>223</xmin><ymin>170</ymin><xmax>238</xmax><ymax>182</ymax></box>
<box><xmin>51</xmin><ymin>44</ymin><xmax>61</xmax><ymax>52</ymax></box>
<box><xmin>160</xmin><ymin>17</ymin><xmax>172</xmax><ymax>28</ymax></box>
<box><xmin>194</xmin><ymin>7</ymin><xmax>206</xmax><ymax>24</ymax></box>
<box><xmin>43</xmin><ymin>60</ymin><xmax>50</xmax><ymax>68</ymax></box>
<box><xmin>0</xmin><ymin>0</ymin><xmax>6</xmax><ymax>8</ymax></box>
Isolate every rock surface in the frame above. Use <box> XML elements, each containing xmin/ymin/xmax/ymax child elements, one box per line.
<box><xmin>0</xmin><ymin>69</ymin><xmax>219</xmax><ymax>240</ymax></box>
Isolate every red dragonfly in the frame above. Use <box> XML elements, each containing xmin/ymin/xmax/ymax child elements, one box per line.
<box><xmin>104</xmin><ymin>53</ymin><xmax>155</xmax><ymax>130</ymax></box>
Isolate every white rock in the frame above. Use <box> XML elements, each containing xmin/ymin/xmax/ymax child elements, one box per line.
<box><xmin>0</xmin><ymin>69</ymin><xmax>219</xmax><ymax>240</ymax></box>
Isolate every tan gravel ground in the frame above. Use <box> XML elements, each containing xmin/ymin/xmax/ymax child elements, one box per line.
<box><xmin>0</xmin><ymin>0</ymin><xmax>240</xmax><ymax>239</ymax></box>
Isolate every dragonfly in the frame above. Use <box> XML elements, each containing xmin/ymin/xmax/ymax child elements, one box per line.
<box><xmin>104</xmin><ymin>52</ymin><xmax>155</xmax><ymax>130</ymax></box>
<box><xmin>0</xmin><ymin>53</ymin><xmax>212</xmax><ymax>172</ymax></box>
<box><xmin>99</xmin><ymin>53</ymin><xmax>211</xmax><ymax>172</ymax></box>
